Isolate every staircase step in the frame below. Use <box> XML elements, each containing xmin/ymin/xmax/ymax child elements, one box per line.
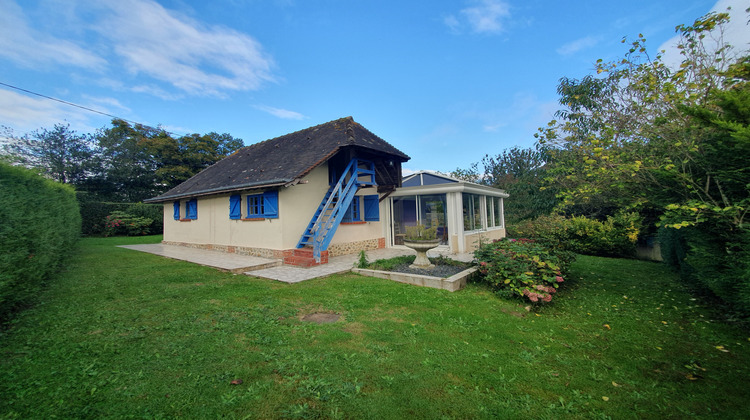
<box><xmin>282</xmin><ymin>249</ymin><xmax>329</xmax><ymax>267</ymax></box>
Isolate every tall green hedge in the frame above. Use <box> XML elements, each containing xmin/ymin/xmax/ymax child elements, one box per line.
<box><xmin>0</xmin><ymin>163</ymin><xmax>81</xmax><ymax>322</ymax></box>
<box><xmin>78</xmin><ymin>200</ymin><xmax>163</xmax><ymax>235</ymax></box>
<box><xmin>660</xmin><ymin>225</ymin><xmax>750</xmax><ymax>316</ymax></box>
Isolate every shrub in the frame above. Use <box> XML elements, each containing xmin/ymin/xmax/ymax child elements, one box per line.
<box><xmin>507</xmin><ymin>212</ymin><xmax>641</xmax><ymax>257</ymax></box>
<box><xmin>79</xmin><ymin>201</ymin><xmax>163</xmax><ymax>236</ymax></box>
<box><xmin>0</xmin><ymin>163</ymin><xmax>80</xmax><ymax>323</ymax></box>
<box><xmin>404</xmin><ymin>223</ymin><xmax>437</xmax><ymax>241</ymax></box>
<box><xmin>103</xmin><ymin>211</ymin><xmax>153</xmax><ymax>237</ymax></box>
<box><xmin>474</xmin><ymin>238</ymin><xmax>575</xmax><ymax>303</ymax></box>
<box><xmin>356</xmin><ymin>250</ymin><xmax>369</xmax><ymax>269</ymax></box>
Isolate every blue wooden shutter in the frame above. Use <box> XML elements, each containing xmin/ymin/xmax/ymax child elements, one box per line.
<box><xmin>352</xmin><ymin>196</ymin><xmax>360</xmax><ymax>221</ymax></box>
<box><xmin>364</xmin><ymin>195</ymin><xmax>379</xmax><ymax>221</ymax></box>
<box><xmin>263</xmin><ymin>191</ymin><xmax>278</xmax><ymax>218</ymax></box>
<box><xmin>173</xmin><ymin>201</ymin><xmax>180</xmax><ymax>220</ymax></box>
<box><xmin>229</xmin><ymin>194</ymin><xmax>241</xmax><ymax>219</ymax></box>
<box><xmin>187</xmin><ymin>199</ymin><xmax>198</xmax><ymax>219</ymax></box>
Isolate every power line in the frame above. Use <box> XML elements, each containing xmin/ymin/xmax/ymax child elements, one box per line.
<box><xmin>0</xmin><ymin>81</ymin><xmax>175</xmax><ymax>135</ymax></box>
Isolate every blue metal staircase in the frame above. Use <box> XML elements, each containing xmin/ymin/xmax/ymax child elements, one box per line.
<box><xmin>296</xmin><ymin>158</ymin><xmax>376</xmax><ymax>262</ymax></box>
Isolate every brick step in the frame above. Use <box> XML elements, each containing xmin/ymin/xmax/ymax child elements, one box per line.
<box><xmin>283</xmin><ymin>248</ymin><xmax>329</xmax><ymax>267</ymax></box>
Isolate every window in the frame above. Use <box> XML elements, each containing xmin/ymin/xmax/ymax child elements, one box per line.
<box><xmin>485</xmin><ymin>196</ymin><xmax>503</xmax><ymax>228</ymax></box>
<box><xmin>245</xmin><ymin>191</ymin><xmax>279</xmax><ymax>219</ymax></box>
<box><xmin>462</xmin><ymin>193</ymin><xmax>482</xmax><ymax>231</ymax></box>
<box><xmin>186</xmin><ymin>199</ymin><xmax>198</xmax><ymax>220</ymax></box>
<box><xmin>392</xmin><ymin>196</ymin><xmax>416</xmax><ymax>244</ymax></box>
<box><xmin>247</xmin><ymin>195</ymin><xmax>264</xmax><ymax>217</ymax></box>
<box><xmin>229</xmin><ymin>194</ymin><xmax>241</xmax><ymax>219</ymax></box>
<box><xmin>342</xmin><ymin>196</ymin><xmax>360</xmax><ymax>222</ymax></box>
<box><xmin>173</xmin><ymin>201</ymin><xmax>180</xmax><ymax>220</ymax></box>
<box><xmin>487</xmin><ymin>197</ymin><xmax>495</xmax><ymax>227</ymax></box>
<box><xmin>363</xmin><ymin>195</ymin><xmax>379</xmax><ymax>221</ymax></box>
<box><xmin>493</xmin><ymin>197</ymin><xmax>503</xmax><ymax>228</ymax></box>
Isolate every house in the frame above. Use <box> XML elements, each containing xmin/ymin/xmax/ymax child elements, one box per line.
<box><xmin>145</xmin><ymin>117</ymin><xmax>507</xmax><ymax>266</ymax></box>
<box><xmin>393</xmin><ymin>170</ymin><xmax>508</xmax><ymax>253</ymax></box>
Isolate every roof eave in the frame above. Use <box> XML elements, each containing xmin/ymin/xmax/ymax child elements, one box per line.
<box><xmin>143</xmin><ymin>179</ymin><xmax>292</xmax><ymax>203</ymax></box>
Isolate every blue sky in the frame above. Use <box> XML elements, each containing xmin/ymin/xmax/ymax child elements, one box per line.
<box><xmin>1</xmin><ymin>0</ymin><xmax>748</xmax><ymax>174</ymax></box>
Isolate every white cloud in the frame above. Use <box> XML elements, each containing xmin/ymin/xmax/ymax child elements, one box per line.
<box><xmin>443</xmin><ymin>15</ymin><xmax>461</xmax><ymax>33</ymax></box>
<box><xmin>557</xmin><ymin>36</ymin><xmax>600</xmax><ymax>56</ymax></box>
<box><xmin>445</xmin><ymin>0</ymin><xmax>511</xmax><ymax>34</ymax></box>
<box><xmin>658</xmin><ymin>0</ymin><xmax>750</xmax><ymax>68</ymax></box>
<box><xmin>0</xmin><ymin>0</ymin><xmax>106</xmax><ymax>70</ymax></box>
<box><xmin>80</xmin><ymin>95</ymin><xmax>131</xmax><ymax>114</ymax></box>
<box><xmin>0</xmin><ymin>0</ymin><xmax>277</xmax><ymax>99</ymax></box>
<box><xmin>94</xmin><ymin>0</ymin><xmax>276</xmax><ymax>97</ymax></box>
<box><xmin>130</xmin><ymin>84</ymin><xmax>184</xmax><ymax>101</ymax></box>
<box><xmin>160</xmin><ymin>124</ymin><xmax>195</xmax><ymax>136</ymax></box>
<box><xmin>0</xmin><ymin>88</ymin><xmax>101</xmax><ymax>134</ymax></box>
<box><xmin>253</xmin><ymin>105</ymin><xmax>307</xmax><ymax>120</ymax></box>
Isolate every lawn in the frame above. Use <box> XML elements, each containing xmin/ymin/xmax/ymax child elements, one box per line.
<box><xmin>1</xmin><ymin>236</ymin><xmax>749</xmax><ymax>419</ymax></box>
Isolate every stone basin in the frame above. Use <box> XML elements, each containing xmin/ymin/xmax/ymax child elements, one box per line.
<box><xmin>403</xmin><ymin>239</ymin><xmax>441</xmax><ymax>268</ymax></box>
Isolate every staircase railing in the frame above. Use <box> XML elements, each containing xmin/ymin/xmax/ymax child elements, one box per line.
<box><xmin>296</xmin><ymin>158</ymin><xmax>375</xmax><ymax>262</ymax></box>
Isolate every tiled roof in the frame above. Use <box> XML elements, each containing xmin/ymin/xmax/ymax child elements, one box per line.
<box><xmin>145</xmin><ymin>117</ymin><xmax>409</xmax><ymax>202</ymax></box>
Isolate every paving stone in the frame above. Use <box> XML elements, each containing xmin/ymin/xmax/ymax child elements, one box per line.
<box><xmin>119</xmin><ymin>243</ymin><xmax>473</xmax><ymax>284</ymax></box>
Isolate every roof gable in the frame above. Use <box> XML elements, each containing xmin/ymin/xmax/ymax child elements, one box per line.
<box><xmin>145</xmin><ymin>117</ymin><xmax>409</xmax><ymax>202</ymax></box>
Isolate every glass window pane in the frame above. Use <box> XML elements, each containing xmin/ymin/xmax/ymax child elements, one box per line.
<box><xmin>393</xmin><ymin>196</ymin><xmax>417</xmax><ymax>245</ymax></box>
<box><xmin>494</xmin><ymin>197</ymin><xmax>502</xmax><ymax>227</ymax></box>
<box><xmin>487</xmin><ymin>197</ymin><xmax>494</xmax><ymax>227</ymax></box>
<box><xmin>473</xmin><ymin>195</ymin><xmax>482</xmax><ymax>230</ymax></box>
<box><xmin>462</xmin><ymin>193</ymin><xmax>473</xmax><ymax>231</ymax></box>
<box><xmin>419</xmin><ymin>194</ymin><xmax>447</xmax><ymax>244</ymax></box>
<box><xmin>463</xmin><ymin>193</ymin><xmax>482</xmax><ymax>231</ymax></box>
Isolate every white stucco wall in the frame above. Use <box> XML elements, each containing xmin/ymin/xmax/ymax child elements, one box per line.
<box><xmin>329</xmin><ymin>188</ymin><xmax>384</xmax><ymax>245</ymax></box>
<box><xmin>161</xmin><ymin>163</ymin><xmax>386</xmax><ymax>252</ymax></box>
<box><xmin>463</xmin><ymin>228</ymin><xmax>506</xmax><ymax>252</ymax></box>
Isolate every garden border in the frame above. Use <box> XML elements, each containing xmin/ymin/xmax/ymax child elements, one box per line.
<box><xmin>351</xmin><ymin>266</ymin><xmax>478</xmax><ymax>292</ymax></box>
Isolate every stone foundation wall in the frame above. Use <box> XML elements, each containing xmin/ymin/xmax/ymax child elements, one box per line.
<box><xmin>327</xmin><ymin>237</ymin><xmax>386</xmax><ymax>257</ymax></box>
<box><xmin>162</xmin><ymin>237</ymin><xmax>386</xmax><ymax>260</ymax></box>
<box><xmin>162</xmin><ymin>241</ymin><xmax>286</xmax><ymax>259</ymax></box>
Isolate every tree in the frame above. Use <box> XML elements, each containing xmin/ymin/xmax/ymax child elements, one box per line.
<box><xmin>536</xmin><ymin>11</ymin><xmax>747</xmax><ymax>225</ymax></box>
<box><xmin>142</xmin><ymin>131</ymin><xmax>244</xmax><ymax>190</ymax></box>
<box><xmin>92</xmin><ymin>119</ymin><xmax>164</xmax><ymax>202</ymax></box>
<box><xmin>452</xmin><ymin>146</ymin><xmax>558</xmax><ymax>223</ymax></box>
<box><xmin>536</xmin><ymin>10</ymin><xmax>750</xmax><ymax>313</ymax></box>
<box><xmin>1</xmin><ymin>123</ymin><xmax>94</xmax><ymax>184</ymax></box>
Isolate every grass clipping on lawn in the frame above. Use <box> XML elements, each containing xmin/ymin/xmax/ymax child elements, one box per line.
<box><xmin>1</xmin><ymin>235</ymin><xmax>749</xmax><ymax>419</ymax></box>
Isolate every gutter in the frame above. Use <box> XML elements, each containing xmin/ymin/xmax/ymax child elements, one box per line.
<box><xmin>143</xmin><ymin>179</ymin><xmax>291</xmax><ymax>203</ymax></box>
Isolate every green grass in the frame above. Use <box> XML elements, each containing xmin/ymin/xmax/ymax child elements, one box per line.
<box><xmin>1</xmin><ymin>236</ymin><xmax>749</xmax><ymax>419</ymax></box>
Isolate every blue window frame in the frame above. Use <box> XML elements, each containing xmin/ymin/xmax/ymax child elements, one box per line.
<box><xmin>229</xmin><ymin>194</ymin><xmax>241</xmax><ymax>219</ymax></box>
<box><xmin>246</xmin><ymin>190</ymin><xmax>279</xmax><ymax>219</ymax></box>
<box><xmin>173</xmin><ymin>201</ymin><xmax>180</xmax><ymax>220</ymax></box>
<box><xmin>247</xmin><ymin>195</ymin><xmax>264</xmax><ymax>217</ymax></box>
<box><xmin>186</xmin><ymin>199</ymin><xmax>198</xmax><ymax>220</ymax></box>
<box><xmin>342</xmin><ymin>196</ymin><xmax>360</xmax><ymax>222</ymax></box>
<box><xmin>363</xmin><ymin>195</ymin><xmax>379</xmax><ymax>221</ymax></box>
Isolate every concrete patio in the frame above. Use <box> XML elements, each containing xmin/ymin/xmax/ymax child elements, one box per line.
<box><xmin>118</xmin><ymin>243</ymin><xmax>473</xmax><ymax>284</ymax></box>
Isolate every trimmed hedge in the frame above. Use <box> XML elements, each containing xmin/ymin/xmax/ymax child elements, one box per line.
<box><xmin>0</xmin><ymin>163</ymin><xmax>81</xmax><ymax>322</ymax></box>
<box><xmin>79</xmin><ymin>200</ymin><xmax>163</xmax><ymax>235</ymax></box>
<box><xmin>660</xmin><ymin>225</ymin><xmax>750</xmax><ymax>316</ymax></box>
